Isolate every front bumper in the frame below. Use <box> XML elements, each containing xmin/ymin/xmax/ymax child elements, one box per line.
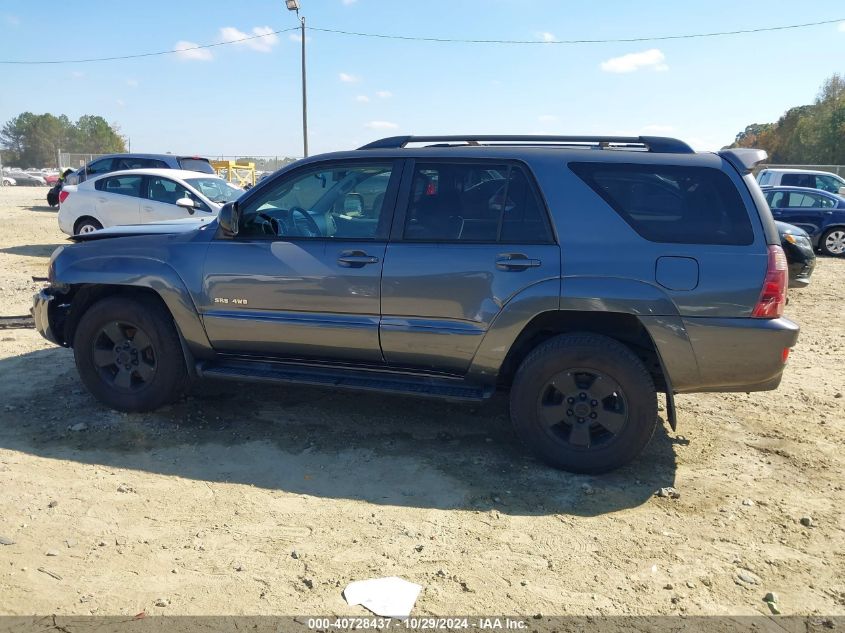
<box><xmin>32</xmin><ymin>289</ymin><xmax>60</xmax><ymax>345</ymax></box>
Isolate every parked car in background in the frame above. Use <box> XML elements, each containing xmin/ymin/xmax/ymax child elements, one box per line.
<box><xmin>776</xmin><ymin>221</ymin><xmax>815</xmax><ymax>287</ymax></box>
<box><xmin>758</xmin><ymin>168</ymin><xmax>845</xmax><ymax>195</ymax></box>
<box><xmin>763</xmin><ymin>186</ymin><xmax>845</xmax><ymax>256</ymax></box>
<box><xmin>64</xmin><ymin>153</ymin><xmax>216</xmax><ymax>185</ymax></box>
<box><xmin>34</xmin><ymin>135</ymin><xmax>799</xmax><ymax>474</ymax></box>
<box><xmin>6</xmin><ymin>171</ymin><xmax>46</xmax><ymax>186</ymax></box>
<box><xmin>58</xmin><ymin>169</ymin><xmax>241</xmax><ymax>235</ymax></box>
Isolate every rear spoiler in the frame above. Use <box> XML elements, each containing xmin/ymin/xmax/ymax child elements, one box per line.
<box><xmin>719</xmin><ymin>148</ymin><xmax>768</xmax><ymax>174</ymax></box>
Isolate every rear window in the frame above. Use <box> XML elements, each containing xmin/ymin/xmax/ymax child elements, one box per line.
<box><xmin>569</xmin><ymin>162</ymin><xmax>754</xmax><ymax>245</ymax></box>
<box><xmin>178</xmin><ymin>157</ymin><xmax>215</xmax><ymax>174</ymax></box>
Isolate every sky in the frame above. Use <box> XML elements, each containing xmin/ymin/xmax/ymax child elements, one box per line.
<box><xmin>1</xmin><ymin>0</ymin><xmax>844</xmax><ymax>158</ymax></box>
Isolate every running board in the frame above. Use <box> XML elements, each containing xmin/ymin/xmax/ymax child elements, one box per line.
<box><xmin>196</xmin><ymin>359</ymin><xmax>493</xmax><ymax>402</ymax></box>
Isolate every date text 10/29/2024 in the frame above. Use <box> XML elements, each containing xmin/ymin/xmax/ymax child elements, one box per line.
<box><xmin>306</xmin><ymin>618</ymin><xmax>529</xmax><ymax>630</ymax></box>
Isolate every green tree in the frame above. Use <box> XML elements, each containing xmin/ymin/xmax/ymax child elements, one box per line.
<box><xmin>0</xmin><ymin>112</ymin><xmax>125</xmax><ymax>167</ymax></box>
<box><xmin>729</xmin><ymin>73</ymin><xmax>845</xmax><ymax>165</ymax></box>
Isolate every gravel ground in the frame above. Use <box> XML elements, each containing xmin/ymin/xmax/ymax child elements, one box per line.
<box><xmin>0</xmin><ymin>186</ymin><xmax>842</xmax><ymax>617</ymax></box>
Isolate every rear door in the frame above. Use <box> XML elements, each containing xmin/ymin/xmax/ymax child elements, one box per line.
<box><xmin>776</xmin><ymin>190</ymin><xmax>835</xmax><ymax>237</ymax></box>
<box><xmin>142</xmin><ymin>175</ymin><xmax>210</xmax><ymax>222</ymax></box>
<box><xmin>380</xmin><ymin>160</ymin><xmax>560</xmax><ymax>373</ymax></box>
<box><xmin>92</xmin><ymin>174</ymin><xmax>143</xmax><ymax>226</ymax></box>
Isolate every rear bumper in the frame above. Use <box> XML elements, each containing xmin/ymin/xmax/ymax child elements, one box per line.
<box><xmin>679</xmin><ymin>316</ymin><xmax>799</xmax><ymax>393</ymax></box>
<box><xmin>32</xmin><ymin>289</ymin><xmax>60</xmax><ymax>345</ymax></box>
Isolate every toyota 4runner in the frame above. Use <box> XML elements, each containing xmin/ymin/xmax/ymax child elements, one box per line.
<box><xmin>33</xmin><ymin>135</ymin><xmax>799</xmax><ymax>473</ymax></box>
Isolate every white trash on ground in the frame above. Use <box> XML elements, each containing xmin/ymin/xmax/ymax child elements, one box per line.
<box><xmin>343</xmin><ymin>576</ymin><xmax>422</xmax><ymax>619</ymax></box>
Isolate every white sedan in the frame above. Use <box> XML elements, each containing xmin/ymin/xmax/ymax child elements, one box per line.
<box><xmin>57</xmin><ymin>169</ymin><xmax>242</xmax><ymax>235</ymax></box>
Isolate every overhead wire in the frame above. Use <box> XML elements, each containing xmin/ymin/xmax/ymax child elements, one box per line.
<box><xmin>0</xmin><ymin>17</ymin><xmax>843</xmax><ymax>64</ymax></box>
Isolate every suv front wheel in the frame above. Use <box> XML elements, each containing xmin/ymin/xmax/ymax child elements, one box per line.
<box><xmin>510</xmin><ymin>333</ymin><xmax>658</xmax><ymax>473</ymax></box>
<box><xmin>73</xmin><ymin>295</ymin><xmax>187</xmax><ymax>412</ymax></box>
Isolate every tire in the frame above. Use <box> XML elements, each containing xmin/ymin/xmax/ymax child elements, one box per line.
<box><xmin>73</xmin><ymin>295</ymin><xmax>187</xmax><ymax>412</ymax></box>
<box><xmin>509</xmin><ymin>333</ymin><xmax>658</xmax><ymax>473</ymax></box>
<box><xmin>73</xmin><ymin>217</ymin><xmax>103</xmax><ymax>235</ymax></box>
<box><xmin>819</xmin><ymin>227</ymin><xmax>845</xmax><ymax>257</ymax></box>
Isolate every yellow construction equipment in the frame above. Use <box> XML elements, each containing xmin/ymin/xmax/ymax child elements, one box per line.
<box><xmin>211</xmin><ymin>160</ymin><xmax>256</xmax><ymax>188</ymax></box>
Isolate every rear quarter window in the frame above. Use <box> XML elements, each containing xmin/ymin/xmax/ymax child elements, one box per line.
<box><xmin>569</xmin><ymin>162</ymin><xmax>754</xmax><ymax>245</ymax></box>
<box><xmin>178</xmin><ymin>158</ymin><xmax>215</xmax><ymax>174</ymax></box>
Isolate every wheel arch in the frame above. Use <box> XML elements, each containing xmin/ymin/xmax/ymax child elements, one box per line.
<box><xmin>51</xmin><ymin>257</ymin><xmax>213</xmax><ymax>364</ymax></box>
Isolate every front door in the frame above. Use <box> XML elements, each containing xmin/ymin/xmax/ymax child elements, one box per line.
<box><xmin>199</xmin><ymin>160</ymin><xmax>401</xmax><ymax>363</ymax></box>
<box><xmin>380</xmin><ymin>160</ymin><xmax>560</xmax><ymax>373</ymax></box>
<box><xmin>142</xmin><ymin>175</ymin><xmax>209</xmax><ymax>222</ymax></box>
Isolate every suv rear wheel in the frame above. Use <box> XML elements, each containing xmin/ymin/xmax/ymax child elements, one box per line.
<box><xmin>73</xmin><ymin>295</ymin><xmax>187</xmax><ymax>412</ymax></box>
<box><xmin>510</xmin><ymin>333</ymin><xmax>658</xmax><ymax>473</ymax></box>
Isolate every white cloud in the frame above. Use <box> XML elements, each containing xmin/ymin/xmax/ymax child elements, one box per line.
<box><xmin>642</xmin><ymin>124</ymin><xmax>675</xmax><ymax>133</ymax></box>
<box><xmin>116</xmin><ymin>99</ymin><xmax>126</xmax><ymax>107</ymax></box>
<box><xmin>219</xmin><ymin>26</ymin><xmax>279</xmax><ymax>53</ymax></box>
<box><xmin>376</xmin><ymin>90</ymin><xmax>393</xmax><ymax>98</ymax></box>
<box><xmin>289</xmin><ymin>32</ymin><xmax>310</xmax><ymax>43</ymax></box>
<box><xmin>365</xmin><ymin>121</ymin><xmax>398</xmax><ymax>130</ymax></box>
<box><xmin>538</xmin><ymin>114</ymin><xmax>558</xmax><ymax>123</ymax></box>
<box><xmin>70</xmin><ymin>71</ymin><xmax>85</xmax><ymax>79</ymax></box>
<box><xmin>538</xmin><ymin>32</ymin><xmax>556</xmax><ymax>43</ymax></box>
<box><xmin>355</xmin><ymin>95</ymin><xmax>370</xmax><ymax>103</ymax></box>
<box><xmin>174</xmin><ymin>41</ymin><xmax>214</xmax><ymax>61</ymax></box>
<box><xmin>600</xmin><ymin>48</ymin><xmax>668</xmax><ymax>73</ymax></box>
<box><xmin>839</xmin><ymin>22</ymin><xmax>845</xmax><ymax>32</ymax></box>
<box><xmin>126</xmin><ymin>79</ymin><xmax>139</xmax><ymax>88</ymax></box>
<box><xmin>339</xmin><ymin>72</ymin><xmax>360</xmax><ymax>83</ymax></box>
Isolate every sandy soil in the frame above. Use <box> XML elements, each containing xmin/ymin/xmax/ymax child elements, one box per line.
<box><xmin>0</xmin><ymin>186</ymin><xmax>842</xmax><ymax>617</ymax></box>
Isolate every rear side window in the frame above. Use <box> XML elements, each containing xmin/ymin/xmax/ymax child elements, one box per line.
<box><xmin>114</xmin><ymin>157</ymin><xmax>169</xmax><ymax>170</ymax></box>
<box><xmin>403</xmin><ymin>162</ymin><xmax>553</xmax><ymax>243</ymax></box>
<box><xmin>94</xmin><ymin>174</ymin><xmax>143</xmax><ymax>197</ymax></box>
<box><xmin>757</xmin><ymin>171</ymin><xmax>771</xmax><ymax>186</ymax></box>
<box><xmin>178</xmin><ymin>157</ymin><xmax>215</xmax><ymax>174</ymax></box>
<box><xmin>780</xmin><ymin>173</ymin><xmax>815</xmax><ymax>188</ymax></box>
<box><xmin>569</xmin><ymin>162</ymin><xmax>754</xmax><ymax>245</ymax></box>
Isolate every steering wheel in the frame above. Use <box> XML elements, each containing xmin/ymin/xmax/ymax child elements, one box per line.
<box><xmin>289</xmin><ymin>206</ymin><xmax>321</xmax><ymax>237</ymax></box>
<box><xmin>257</xmin><ymin>212</ymin><xmax>280</xmax><ymax>236</ymax></box>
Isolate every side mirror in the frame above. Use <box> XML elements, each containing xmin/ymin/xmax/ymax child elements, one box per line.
<box><xmin>218</xmin><ymin>201</ymin><xmax>239</xmax><ymax>236</ymax></box>
<box><xmin>176</xmin><ymin>197</ymin><xmax>196</xmax><ymax>214</ymax></box>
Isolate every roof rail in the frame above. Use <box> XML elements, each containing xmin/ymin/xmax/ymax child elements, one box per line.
<box><xmin>358</xmin><ymin>135</ymin><xmax>695</xmax><ymax>154</ymax></box>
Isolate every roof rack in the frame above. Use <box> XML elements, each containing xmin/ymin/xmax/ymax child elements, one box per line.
<box><xmin>358</xmin><ymin>135</ymin><xmax>695</xmax><ymax>154</ymax></box>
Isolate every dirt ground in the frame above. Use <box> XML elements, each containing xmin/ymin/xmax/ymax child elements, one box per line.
<box><xmin>0</xmin><ymin>186</ymin><xmax>842</xmax><ymax>618</ymax></box>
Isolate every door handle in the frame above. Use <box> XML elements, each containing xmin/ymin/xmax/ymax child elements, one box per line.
<box><xmin>496</xmin><ymin>253</ymin><xmax>541</xmax><ymax>271</ymax></box>
<box><xmin>337</xmin><ymin>250</ymin><xmax>380</xmax><ymax>268</ymax></box>
<box><xmin>98</xmin><ymin>197</ymin><xmax>107</xmax><ymax>203</ymax></box>
<box><xmin>143</xmin><ymin>205</ymin><xmax>154</xmax><ymax>212</ymax></box>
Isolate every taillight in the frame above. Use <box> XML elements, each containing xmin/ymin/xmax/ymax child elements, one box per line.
<box><xmin>58</xmin><ymin>190</ymin><xmax>69</xmax><ymax>204</ymax></box>
<box><xmin>752</xmin><ymin>245</ymin><xmax>788</xmax><ymax>318</ymax></box>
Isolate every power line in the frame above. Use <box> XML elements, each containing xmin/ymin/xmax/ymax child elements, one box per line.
<box><xmin>0</xmin><ymin>27</ymin><xmax>300</xmax><ymax>64</ymax></box>
<box><xmin>0</xmin><ymin>17</ymin><xmax>843</xmax><ymax>64</ymax></box>
<box><xmin>309</xmin><ymin>17</ymin><xmax>845</xmax><ymax>44</ymax></box>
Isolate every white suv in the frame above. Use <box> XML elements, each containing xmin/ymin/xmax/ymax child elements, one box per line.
<box><xmin>757</xmin><ymin>168</ymin><xmax>845</xmax><ymax>195</ymax></box>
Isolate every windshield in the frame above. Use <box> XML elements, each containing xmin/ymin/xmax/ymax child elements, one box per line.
<box><xmin>186</xmin><ymin>178</ymin><xmax>243</xmax><ymax>204</ymax></box>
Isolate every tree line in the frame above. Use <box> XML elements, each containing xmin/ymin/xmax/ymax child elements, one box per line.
<box><xmin>730</xmin><ymin>73</ymin><xmax>845</xmax><ymax>165</ymax></box>
<box><xmin>0</xmin><ymin>112</ymin><xmax>126</xmax><ymax>168</ymax></box>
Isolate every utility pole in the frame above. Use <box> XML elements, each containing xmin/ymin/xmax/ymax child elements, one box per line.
<box><xmin>300</xmin><ymin>13</ymin><xmax>308</xmax><ymax>157</ymax></box>
<box><xmin>286</xmin><ymin>0</ymin><xmax>308</xmax><ymax>157</ymax></box>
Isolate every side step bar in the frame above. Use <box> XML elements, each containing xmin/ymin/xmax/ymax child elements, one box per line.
<box><xmin>196</xmin><ymin>359</ymin><xmax>493</xmax><ymax>402</ymax></box>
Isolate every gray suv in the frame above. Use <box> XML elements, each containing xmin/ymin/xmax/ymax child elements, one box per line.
<box><xmin>66</xmin><ymin>153</ymin><xmax>215</xmax><ymax>184</ymax></box>
<box><xmin>33</xmin><ymin>135</ymin><xmax>799</xmax><ymax>473</ymax></box>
